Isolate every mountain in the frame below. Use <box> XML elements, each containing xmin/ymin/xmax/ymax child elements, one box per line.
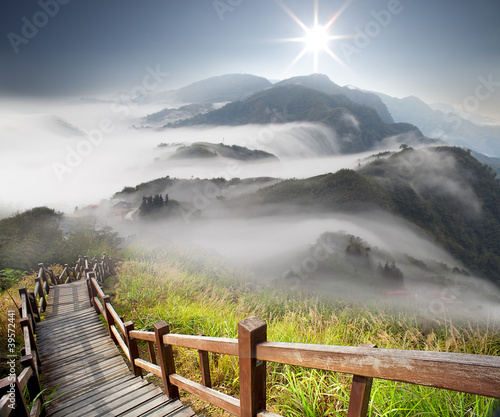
<box><xmin>170</xmin><ymin>74</ymin><xmax>272</xmax><ymax>104</ymax></box>
<box><xmin>430</xmin><ymin>102</ymin><xmax>499</xmax><ymax>126</ymax></box>
<box><xmin>471</xmin><ymin>151</ymin><xmax>500</xmax><ymax>178</ymax></box>
<box><xmin>276</xmin><ymin>74</ymin><xmax>394</xmax><ymax>123</ymax></box>
<box><xmin>374</xmin><ymin>92</ymin><xmax>500</xmax><ymax>157</ymax></box>
<box><xmin>174</xmin><ymin>84</ymin><xmax>429</xmax><ymax>154</ymax></box>
<box><xmin>143</xmin><ymin>103</ymin><xmax>215</xmax><ymax>127</ymax></box>
<box><xmin>244</xmin><ymin>146</ymin><xmax>500</xmax><ymax>283</ymax></box>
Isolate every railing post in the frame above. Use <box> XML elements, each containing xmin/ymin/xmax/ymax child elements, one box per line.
<box><xmin>199</xmin><ymin>349</ymin><xmax>212</xmax><ymax>388</ymax></box>
<box><xmin>86</xmin><ymin>277</ymin><xmax>94</xmax><ymax>308</ymax></box>
<box><xmin>28</xmin><ymin>291</ymin><xmax>40</xmax><ymax>323</ymax></box>
<box><xmin>347</xmin><ymin>344</ymin><xmax>377</xmax><ymax>417</ymax></box>
<box><xmin>21</xmin><ymin>355</ymin><xmax>46</xmax><ymax>416</ymax></box>
<box><xmin>147</xmin><ymin>341</ymin><xmax>157</xmax><ymax>365</ymax></box>
<box><xmin>154</xmin><ymin>321</ymin><xmax>179</xmax><ymax>399</ymax></box>
<box><xmin>20</xmin><ymin>318</ymin><xmax>40</xmax><ymax>370</ymax></box>
<box><xmin>19</xmin><ymin>287</ymin><xmax>35</xmax><ymax>332</ymax></box>
<box><xmin>0</xmin><ymin>376</ymin><xmax>30</xmax><ymax>416</ymax></box>
<box><xmin>238</xmin><ymin>316</ymin><xmax>267</xmax><ymax>417</ymax></box>
<box><xmin>35</xmin><ymin>277</ymin><xmax>47</xmax><ymax>312</ymax></box>
<box><xmin>124</xmin><ymin>321</ymin><xmax>142</xmax><ymax>377</ymax></box>
<box><xmin>103</xmin><ymin>295</ymin><xmax>118</xmax><ymax>345</ymax></box>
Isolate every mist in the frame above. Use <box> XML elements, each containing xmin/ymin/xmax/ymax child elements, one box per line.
<box><xmin>0</xmin><ymin>98</ymin><xmax>377</xmax><ymax>213</ymax></box>
<box><xmin>2</xmin><ymin>97</ymin><xmax>499</xmax><ymax>322</ymax></box>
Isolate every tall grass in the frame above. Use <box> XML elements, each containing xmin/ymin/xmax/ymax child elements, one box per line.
<box><xmin>107</xmin><ymin>244</ymin><xmax>499</xmax><ymax>416</ymax></box>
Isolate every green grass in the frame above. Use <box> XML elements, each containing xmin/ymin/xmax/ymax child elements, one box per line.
<box><xmin>106</xmin><ymin>244</ymin><xmax>499</xmax><ymax>417</ymax></box>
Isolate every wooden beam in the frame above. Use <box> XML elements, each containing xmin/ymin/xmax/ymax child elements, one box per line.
<box><xmin>135</xmin><ymin>358</ymin><xmax>162</xmax><ymax>377</ymax></box>
<box><xmin>239</xmin><ymin>316</ymin><xmax>267</xmax><ymax>417</ymax></box>
<box><xmin>124</xmin><ymin>320</ymin><xmax>142</xmax><ymax>377</ymax></box>
<box><xmin>154</xmin><ymin>321</ymin><xmax>179</xmax><ymax>399</ymax></box>
<box><xmin>198</xmin><ymin>350</ymin><xmax>212</xmax><ymax>388</ymax></box>
<box><xmin>169</xmin><ymin>373</ymin><xmax>240</xmax><ymax>416</ymax></box>
<box><xmin>347</xmin><ymin>344</ymin><xmax>377</xmax><ymax>417</ymax></box>
<box><xmin>255</xmin><ymin>342</ymin><xmax>500</xmax><ymax>398</ymax></box>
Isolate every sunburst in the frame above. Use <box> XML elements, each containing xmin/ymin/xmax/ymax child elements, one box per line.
<box><xmin>275</xmin><ymin>0</ymin><xmax>353</xmax><ymax>73</ymax></box>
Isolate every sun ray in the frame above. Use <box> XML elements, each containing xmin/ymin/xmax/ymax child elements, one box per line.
<box><xmin>285</xmin><ymin>47</ymin><xmax>309</xmax><ymax>73</ymax></box>
<box><xmin>274</xmin><ymin>0</ymin><xmax>309</xmax><ymax>32</ymax></box>
<box><xmin>274</xmin><ymin>0</ymin><xmax>354</xmax><ymax>74</ymax></box>
<box><xmin>325</xmin><ymin>0</ymin><xmax>354</xmax><ymax>31</ymax></box>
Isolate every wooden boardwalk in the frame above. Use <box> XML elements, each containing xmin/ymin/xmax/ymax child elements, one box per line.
<box><xmin>37</xmin><ymin>280</ymin><xmax>197</xmax><ymax>417</ymax></box>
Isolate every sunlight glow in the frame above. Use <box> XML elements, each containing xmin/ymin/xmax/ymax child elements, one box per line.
<box><xmin>304</xmin><ymin>24</ymin><xmax>329</xmax><ymax>52</ymax></box>
<box><xmin>275</xmin><ymin>0</ymin><xmax>353</xmax><ymax>73</ymax></box>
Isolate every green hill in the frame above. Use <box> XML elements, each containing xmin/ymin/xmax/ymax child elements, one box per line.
<box><xmin>170</xmin><ymin>142</ymin><xmax>278</xmax><ymax>161</ymax></box>
<box><xmin>242</xmin><ymin>147</ymin><xmax>500</xmax><ymax>283</ymax></box>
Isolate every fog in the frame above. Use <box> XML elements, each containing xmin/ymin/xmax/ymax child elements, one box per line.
<box><xmin>0</xmin><ymin>99</ymin><xmax>377</xmax><ymax>213</ymax></box>
<box><xmin>2</xmin><ymin>98</ymin><xmax>499</xmax><ymax>320</ymax></box>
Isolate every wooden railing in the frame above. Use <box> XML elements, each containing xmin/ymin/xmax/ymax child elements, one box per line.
<box><xmin>0</xmin><ymin>253</ymin><xmax>114</xmax><ymax>417</ymax></box>
<box><xmin>2</xmin><ymin>253</ymin><xmax>499</xmax><ymax>416</ymax></box>
<box><xmin>85</xmin><ymin>269</ymin><xmax>500</xmax><ymax>417</ymax></box>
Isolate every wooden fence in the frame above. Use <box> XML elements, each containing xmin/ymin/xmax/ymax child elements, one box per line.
<box><xmin>0</xmin><ymin>254</ymin><xmax>114</xmax><ymax>417</ymax></box>
<box><xmin>85</xmin><ymin>260</ymin><xmax>500</xmax><ymax>417</ymax></box>
<box><xmin>2</xmin><ymin>254</ymin><xmax>499</xmax><ymax>417</ymax></box>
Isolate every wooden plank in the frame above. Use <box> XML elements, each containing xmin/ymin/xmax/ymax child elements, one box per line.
<box><xmin>111</xmin><ymin>324</ymin><xmax>130</xmax><ymax>361</ymax></box>
<box><xmin>107</xmin><ymin>303</ymin><xmax>126</xmax><ymax>335</ymax></box>
<box><xmin>42</xmin><ymin>347</ymin><xmax>123</xmax><ymax>380</ymax></box>
<box><xmin>255</xmin><ymin>342</ymin><xmax>500</xmax><ymax>398</ymax></box>
<box><xmin>98</xmin><ymin>387</ymin><xmax>164</xmax><ymax>417</ymax></box>
<box><xmin>42</xmin><ymin>355</ymin><xmax>127</xmax><ymax>386</ymax></box>
<box><xmin>39</xmin><ymin>335</ymin><xmax>118</xmax><ymax>364</ymax></box>
<box><xmin>48</xmin><ymin>375</ymin><xmax>138</xmax><ymax>415</ymax></box>
<box><xmin>141</xmin><ymin>402</ymin><xmax>193</xmax><ymax>417</ymax></box>
<box><xmin>164</xmin><ymin>334</ymin><xmax>238</xmax><ymax>356</ymax></box>
<box><xmin>130</xmin><ymin>329</ymin><xmax>156</xmax><ymax>342</ymax></box>
<box><xmin>17</xmin><ymin>366</ymin><xmax>32</xmax><ymax>392</ymax></box>
<box><xmin>135</xmin><ymin>358</ymin><xmax>162</xmax><ymax>377</ymax></box>
<box><xmin>51</xmin><ymin>379</ymin><xmax>150</xmax><ymax>416</ymax></box>
<box><xmin>47</xmin><ymin>370</ymin><xmax>133</xmax><ymax>412</ymax></box>
<box><xmin>70</xmin><ymin>384</ymin><xmax>162</xmax><ymax>417</ymax></box>
<box><xmin>114</xmin><ymin>395</ymin><xmax>177</xmax><ymax>417</ymax></box>
<box><xmin>170</xmin><ymin>374</ymin><xmax>240</xmax><ymax>416</ymax></box>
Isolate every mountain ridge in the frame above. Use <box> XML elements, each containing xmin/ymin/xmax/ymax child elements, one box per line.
<box><xmin>172</xmin><ymin>84</ymin><xmax>429</xmax><ymax>154</ymax></box>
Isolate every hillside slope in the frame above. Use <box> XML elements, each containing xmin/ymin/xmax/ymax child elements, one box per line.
<box><xmin>175</xmin><ymin>85</ymin><xmax>429</xmax><ymax>153</ymax></box>
<box><xmin>246</xmin><ymin>147</ymin><xmax>500</xmax><ymax>283</ymax></box>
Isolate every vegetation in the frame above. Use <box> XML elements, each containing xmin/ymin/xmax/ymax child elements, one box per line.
<box><xmin>240</xmin><ymin>147</ymin><xmax>500</xmax><ymax>285</ymax></box>
<box><xmin>0</xmin><ymin>207</ymin><xmax>123</xmax><ymax>272</ymax></box>
<box><xmin>105</xmin><ymin>244</ymin><xmax>499</xmax><ymax>417</ymax></box>
<box><xmin>170</xmin><ymin>142</ymin><xmax>278</xmax><ymax>161</ymax></box>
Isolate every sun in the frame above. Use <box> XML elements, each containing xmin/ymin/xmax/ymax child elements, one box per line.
<box><xmin>304</xmin><ymin>24</ymin><xmax>330</xmax><ymax>52</ymax></box>
<box><xmin>275</xmin><ymin>0</ymin><xmax>353</xmax><ymax>73</ymax></box>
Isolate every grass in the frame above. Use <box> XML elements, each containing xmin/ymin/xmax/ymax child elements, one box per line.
<box><xmin>103</xmin><ymin>243</ymin><xmax>500</xmax><ymax>417</ymax></box>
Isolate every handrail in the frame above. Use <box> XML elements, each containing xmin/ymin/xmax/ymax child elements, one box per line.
<box><xmin>94</xmin><ymin>288</ymin><xmax>500</xmax><ymax>417</ymax></box>
<box><xmin>8</xmin><ymin>253</ymin><xmax>500</xmax><ymax>417</ymax></box>
<box><xmin>255</xmin><ymin>341</ymin><xmax>500</xmax><ymax>398</ymax></box>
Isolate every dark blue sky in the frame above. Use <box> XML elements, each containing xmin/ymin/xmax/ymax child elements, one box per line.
<box><xmin>1</xmin><ymin>0</ymin><xmax>499</xmax><ymax>117</ymax></box>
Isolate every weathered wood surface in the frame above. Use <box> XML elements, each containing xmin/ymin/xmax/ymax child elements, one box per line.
<box><xmin>37</xmin><ymin>281</ymin><xmax>197</xmax><ymax>417</ymax></box>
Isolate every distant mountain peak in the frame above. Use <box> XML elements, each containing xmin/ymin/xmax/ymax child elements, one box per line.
<box><xmin>276</xmin><ymin>74</ymin><xmax>393</xmax><ymax>123</ymax></box>
<box><xmin>172</xmin><ymin>73</ymin><xmax>272</xmax><ymax>104</ymax></box>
